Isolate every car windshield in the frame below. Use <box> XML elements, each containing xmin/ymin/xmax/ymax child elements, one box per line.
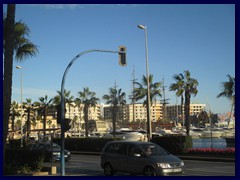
<box><xmin>43</xmin><ymin>143</ymin><xmax>61</xmax><ymax>150</ymax></box>
<box><xmin>139</xmin><ymin>144</ymin><xmax>169</xmax><ymax>156</ymax></box>
<box><xmin>31</xmin><ymin>143</ymin><xmax>61</xmax><ymax>150</ymax></box>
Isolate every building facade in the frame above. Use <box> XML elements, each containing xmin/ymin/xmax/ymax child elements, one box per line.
<box><xmin>166</xmin><ymin>103</ymin><xmax>206</xmax><ymax>121</ymax></box>
<box><xmin>9</xmin><ymin>102</ymin><xmax>206</xmax><ymax>137</ymax></box>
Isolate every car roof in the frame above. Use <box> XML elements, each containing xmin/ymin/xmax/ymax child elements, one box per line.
<box><xmin>106</xmin><ymin>140</ymin><xmax>153</xmax><ymax>145</ymax></box>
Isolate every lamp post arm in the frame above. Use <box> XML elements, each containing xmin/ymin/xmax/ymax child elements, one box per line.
<box><xmin>60</xmin><ymin>49</ymin><xmax>121</xmax><ymax>176</ymax></box>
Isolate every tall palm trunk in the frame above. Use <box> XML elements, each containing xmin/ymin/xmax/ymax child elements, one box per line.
<box><xmin>26</xmin><ymin>108</ymin><xmax>31</xmax><ymax>140</ymax></box>
<box><xmin>228</xmin><ymin>103</ymin><xmax>234</xmax><ymax>128</ymax></box>
<box><xmin>11</xmin><ymin>115</ymin><xmax>15</xmax><ymax>132</ymax></box>
<box><xmin>184</xmin><ymin>91</ymin><xmax>191</xmax><ymax>136</ymax></box>
<box><xmin>181</xmin><ymin>95</ymin><xmax>184</xmax><ymax>125</ymax></box>
<box><xmin>84</xmin><ymin>105</ymin><xmax>89</xmax><ymax>137</ymax></box>
<box><xmin>3</xmin><ymin>4</ymin><xmax>16</xmax><ymax>166</ymax></box>
<box><xmin>112</xmin><ymin>105</ymin><xmax>117</xmax><ymax>138</ymax></box>
<box><xmin>43</xmin><ymin>108</ymin><xmax>47</xmax><ymax>139</ymax></box>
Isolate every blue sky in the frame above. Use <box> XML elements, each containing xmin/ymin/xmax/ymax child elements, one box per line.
<box><xmin>4</xmin><ymin>4</ymin><xmax>235</xmax><ymax>114</ymax></box>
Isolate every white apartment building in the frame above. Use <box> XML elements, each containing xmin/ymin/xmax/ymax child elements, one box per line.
<box><xmin>65</xmin><ymin>103</ymin><xmax>101</xmax><ymax>121</ymax></box>
<box><xmin>126</xmin><ymin>103</ymin><xmax>163</xmax><ymax>122</ymax></box>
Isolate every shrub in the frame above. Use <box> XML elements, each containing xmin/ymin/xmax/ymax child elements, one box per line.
<box><xmin>4</xmin><ymin>148</ymin><xmax>45</xmax><ymax>175</ymax></box>
<box><xmin>151</xmin><ymin>135</ymin><xmax>193</xmax><ymax>154</ymax></box>
<box><xmin>53</xmin><ymin>137</ymin><xmax>114</xmax><ymax>152</ymax></box>
<box><xmin>187</xmin><ymin>148</ymin><xmax>235</xmax><ymax>156</ymax></box>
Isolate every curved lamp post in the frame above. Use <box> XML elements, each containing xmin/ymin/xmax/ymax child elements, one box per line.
<box><xmin>60</xmin><ymin>48</ymin><xmax>126</xmax><ymax>176</ymax></box>
<box><xmin>137</xmin><ymin>24</ymin><xmax>152</xmax><ymax>142</ymax></box>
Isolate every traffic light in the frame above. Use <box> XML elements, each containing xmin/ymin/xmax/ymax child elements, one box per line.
<box><xmin>118</xmin><ymin>45</ymin><xmax>127</xmax><ymax>66</ymax></box>
<box><xmin>56</xmin><ymin>104</ymin><xmax>71</xmax><ymax>132</ymax></box>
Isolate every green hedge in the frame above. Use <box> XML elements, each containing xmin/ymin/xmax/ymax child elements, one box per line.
<box><xmin>151</xmin><ymin>135</ymin><xmax>193</xmax><ymax>154</ymax></box>
<box><xmin>4</xmin><ymin>148</ymin><xmax>45</xmax><ymax>175</ymax></box>
<box><xmin>53</xmin><ymin>136</ymin><xmax>192</xmax><ymax>154</ymax></box>
<box><xmin>53</xmin><ymin>138</ymin><xmax>115</xmax><ymax>152</ymax></box>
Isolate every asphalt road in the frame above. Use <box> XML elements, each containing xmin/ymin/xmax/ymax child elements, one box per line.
<box><xmin>48</xmin><ymin>154</ymin><xmax>235</xmax><ymax>176</ymax></box>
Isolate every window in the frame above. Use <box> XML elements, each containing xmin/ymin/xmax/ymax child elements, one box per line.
<box><xmin>105</xmin><ymin>143</ymin><xmax>127</xmax><ymax>155</ymax></box>
<box><xmin>128</xmin><ymin>144</ymin><xmax>142</xmax><ymax>156</ymax></box>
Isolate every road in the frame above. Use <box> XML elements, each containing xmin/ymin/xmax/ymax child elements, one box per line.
<box><xmin>49</xmin><ymin>154</ymin><xmax>235</xmax><ymax>176</ymax></box>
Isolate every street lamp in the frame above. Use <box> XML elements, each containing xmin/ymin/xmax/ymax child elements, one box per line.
<box><xmin>60</xmin><ymin>48</ymin><xmax>127</xmax><ymax>175</ymax></box>
<box><xmin>16</xmin><ymin>65</ymin><xmax>23</xmax><ymax>147</ymax></box>
<box><xmin>137</xmin><ymin>24</ymin><xmax>152</xmax><ymax>141</ymax></box>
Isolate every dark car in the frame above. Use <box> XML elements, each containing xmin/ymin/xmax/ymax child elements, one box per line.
<box><xmin>101</xmin><ymin>141</ymin><xmax>184</xmax><ymax>176</ymax></box>
<box><xmin>30</xmin><ymin>142</ymin><xmax>71</xmax><ymax>162</ymax></box>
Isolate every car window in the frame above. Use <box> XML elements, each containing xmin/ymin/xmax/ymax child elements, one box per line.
<box><xmin>52</xmin><ymin>143</ymin><xmax>60</xmax><ymax>150</ymax></box>
<box><xmin>105</xmin><ymin>143</ymin><xmax>127</xmax><ymax>155</ymax></box>
<box><xmin>139</xmin><ymin>144</ymin><xmax>169</xmax><ymax>156</ymax></box>
<box><xmin>128</xmin><ymin>144</ymin><xmax>142</xmax><ymax>156</ymax></box>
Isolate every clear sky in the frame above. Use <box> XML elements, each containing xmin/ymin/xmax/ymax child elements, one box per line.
<box><xmin>4</xmin><ymin>4</ymin><xmax>235</xmax><ymax>114</ymax></box>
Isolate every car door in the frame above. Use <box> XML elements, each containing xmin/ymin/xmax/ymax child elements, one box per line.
<box><xmin>124</xmin><ymin>144</ymin><xmax>147</xmax><ymax>174</ymax></box>
<box><xmin>104</xmin><ymin>142</ymin><xmax>128</xmax><ymax>172</ymax></box>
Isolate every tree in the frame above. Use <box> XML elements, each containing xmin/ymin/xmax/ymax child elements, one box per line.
<box><xmin>103</xmin><ymin>85</ymin><xmax>126</xmax><ymax>137</ymax></box>
<box><xmin>197</xmin><ymin>111</ymin><xmax>209</xmax><ymax>127</ymax></box>
<box><xmin>169</xmin><ymin>73</ymin><xmax>185</xmax><ymax>125</ymax></box>
<box><xmin>3</xmin><ymin>16</ymin><xmax>39</xmax><ymax>61</ymax></box>
<box><xmin>134</xmin><ymin>74</ymin><xmax>162</xmax><ymax>106</ymax></box>
<box><xmin>23</xmin><ymin>98</ymin><xmax>35</xmax><ymax>139</ymax></box>
<box><xmin>35</xmin><ymin>95</ymin><xmax>53</xmax><ymax>139</ymax></box>
<box><xmin>3</xmin><ymin>4</ymin><xmax>16</xmax><ymax>167</ymax></box>
<box><xmin>217</xmin><ymin>74</ymin><xmax>235</xmax><ymax>127</ymax></box>
<box><xmin>56</xmin><ymin>89</ymin><xmax>74</xmax><ymax>119</ymax></box>
<box><xmin>10</xmin><ymin>101</ymin><xmax>20</xmax><ymax>133</ymax></box>
<box><xmin>47</xmin><ymin>119</ymin><xmax>52</xmax><ymax>128</ymax></box>
<box><xmin>54</xmin><ymin>90</ymin><xmax>74</xmax><ymax>133</ymax></box>
<box><xmin>55</xmin><ymin>104</ymin><xmax>71</xmax><ymax>133</ymax></box>
<box><xmin>77</xmin><ymin>87</ymin><xmax>99</xmax><ymax>137</ymax></box>
<box><xmin>170</xmin><ymin>70</ymin><xmax>198</xmax><ymax>136</ymax></box>
<box><xmin>74</xmin><ymin>98</ymin><xmax>84</xmax><ymax>132</ymax></box>
<box><xmin>3</xmin><ymin>4</ymin><xmax>39</xmax><ymax>166</ymax></box>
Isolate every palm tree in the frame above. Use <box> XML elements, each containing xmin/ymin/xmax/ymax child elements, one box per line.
<box><xmin>56</xmin><ymin>90</ymin><xmax>74</xmax><ymax>119</ymax></box>
<box><xmin>9</xmin><ymin>101</ymin><xmax>21</xmax><ymax>133</ymax></box>
<box><xmin>53</xmin><ymin>90</ymin><xmax>74</xmax><ymax>133</ymax></box>
<box><xmin>3</xmin><ymin>17</ymin><xmax>39</xmax><ymax>61</ymax></box>
<box><xmin>169</xmin><ymin>70</ymin><xmax>198</xmax><ymax>136</ymax></box>
<box><xmin>35</xmin><ymin>95</ymin><xmax>53</xmax><ymax>140</ymax></box>
<box><xmin>134</xmin><ymin>74</ymin><xmax>162</xmax><ymax>106</ymax></box>
<box><xmin>77</xmin><ymin>87</ymin><xmax>99</xmax><ymax>137</ymax></box>
<box><xmin>23</xmin><ymin>98</ymin><xmax>35</xmax><ymax>139</ymax></box>
<box><xmin>3</xmin><ymin>5</ymin><xmax>39</xmax><ymax>163</ymax></box>
<box><xmin>217</xmin><ymin>74</ymin><xmax>235</xmax><ymax>127</ymax></box>
<box><xmin>31</xmin><ymin>118</ymin><xmax>37</xmax><ymax>130</ymax></box>
<box><xmin>169</xmin><ymin>73</ymin><xmax>185</xmax><ymax>125</ymax></box>
<box><xmin>103</xmin><ymin>85</ymin><xmax>126</xmax><ymax>137</ymax></box>
<box><xmin>3</xmin><ymin>4</ymin><xmax>16</xmax><ymax>166</ymax></box>
<box><xmin>47</xmin><ymin>119</ymin><xmax>52</xmax><ymax>128</ymax></box>
<box><xmin>75</xmin><ymin>97</ymin><xmax>83</xmax><ymax>132</ymax></box>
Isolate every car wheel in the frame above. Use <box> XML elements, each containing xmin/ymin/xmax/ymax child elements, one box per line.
<box><xmin>144</xmin><ymin>166</ymin><xmax>157</xmax><ymax>176</ymax></box>
<box><xmin>104</xmin><ymin>163</ymin><xmax>114</xmax><ymax>176</ymax></box>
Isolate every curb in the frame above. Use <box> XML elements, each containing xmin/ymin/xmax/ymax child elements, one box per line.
<box><xmin>71</xmin><ymin>151</ymin><xmax>235</xmax><ymax>162</ymax></box>
<box><xmin>177</xmin><ymin>155</ymin><xmax>235</xmax><ymax>162</ymax></box>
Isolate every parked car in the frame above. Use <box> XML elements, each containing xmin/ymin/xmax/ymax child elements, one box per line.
<box><xmin>30</xmin><ymin>142</ymin><xmax>71</xmax><ymax>162</ymax></box>
<box><xmin>101</xmin><ymin>141</ymin><xmax>184</xmax><ymax>176</ymax></box>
